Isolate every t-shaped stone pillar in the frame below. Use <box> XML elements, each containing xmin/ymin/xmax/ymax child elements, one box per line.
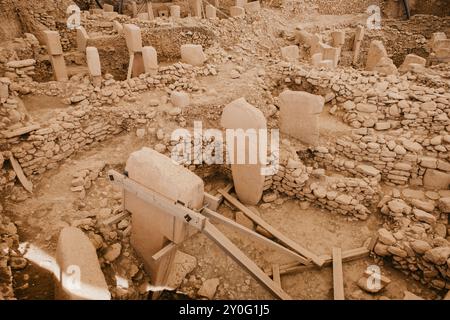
<box><xmin>352</xmin><ymin>25</ymin><xmax>365</xmax><ymax>65</ymax></box>
<box><xmin>43</xmin><ymin>30</ymin><xmax>68</xmax><ymax>81</ymax></box>
<box><xmin>86</xmin><ymin>47</ymin><xmax>102</xmax><ymax>87</ymax></box>
<box><xmin>124</xmin><ymin>24</ymin><xmax>145</xmax><ymax>79</ymax></box>
<box><xmin>76</xmin><ymin>26</ymin><xmax>89</xmax><ymax>53</ymax></box>
<box><xmin>124</xmin><ymin>147</ymin><xmax>204</xmax><ymax>297</ymax></box>
<box><xmin>220</xmin><ymin>98</ymin><xmax>267</xmax><ymax>205</ymax></box>
<box><xmin>279</xmin><ymin>90</ymin><xmax>324</xmax><ymax>146</ymax></box>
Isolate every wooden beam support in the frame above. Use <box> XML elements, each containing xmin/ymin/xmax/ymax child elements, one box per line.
<box><xmin>265</xmin><ymin>245</ymin><xmax>370</xmax><ymax>277</ymax></box>
<box><xmin>152</xmin><ymin>242</ymin><xmax>177</xmax><ymax>261</ymax></box>
<box><xmin>202</xmin><ymin>208</ymin><xmax>310</xmax><ymax>265</ymax></box>
<box><xmin>218</xmin><ymin>189</ymin><xmax>324</xmax><ymax>267</ymax></box>
<box><xmin>203</xmin><ymin>221</ymin><xmax>292</xmax><ymax>300</ymax></box>
<box><xmin>332</xmin><ymin>247</ymin><xmax>345</xmax><ymax>300</ymax></box>
<box><xmin>272</xmin><ymin>264</ymin><xmax>281</xmax><ymax>288</ymax></box>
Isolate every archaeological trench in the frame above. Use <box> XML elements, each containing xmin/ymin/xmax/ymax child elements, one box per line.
<box><xmin>0</xmin><ymin>0</ymin><xmax>450</xmax><ymax>301</ymax></box>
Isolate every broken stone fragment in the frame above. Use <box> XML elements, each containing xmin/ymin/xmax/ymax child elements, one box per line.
<box><xmin>104</xmin><ymin>243</ymin><xmax>122</xmax><ymax>262</ymax></box>
<box><xmin>167</xmin><ymin>251</ymin><xmax>197</xmax><ymax>289</ymax></box>
<box><xmin>438</xmin><ymin>198</ymin><xmax>450</xmax><ymax>213</ymax></box>
<box><xmin>197</xmin><ymin>278</ymin><xmax>220</xmax><ymax>300</ymax></box>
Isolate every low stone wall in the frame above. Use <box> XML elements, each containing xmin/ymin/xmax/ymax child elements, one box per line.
<box><xmin>374</xmin><ymin>192</ymin><xmax>450</xmax><ymax>290</ymax></box>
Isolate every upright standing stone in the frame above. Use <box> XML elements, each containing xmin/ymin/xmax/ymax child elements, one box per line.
<box><xmin>170</xmin><ymin>5</ymin><xmax>181</xmax><ymax>18</ymax></box>
<box><xmin>103</xmin><ymin>4</ymin><xmax>114</xmax><ymax>12</ymax></box>
<box><xmin>230</xmin><ymin>6</ymin><xmax>245</xmax><ymax>17</ymax></box>
<box><xmin>125</xmin><ymin>148</ymin><xmax>204</xmax><ymax>296</ymax></box>
<box><xmin>205</xmin><ymin>4</ymin><xmax>217</xmax><ymax>19</ymax></box>
<box><xmin>279</xmin><ymin>90</ymin><xmax>324</xmax><ymax>146</ymax></box>
<box><xmin>353</xmin><ymin>25</ymin><xmax>365</xmax><ymax>64</ymax></box>
<box><xmin>191</xmin><ymin>0</ymin><xmax>202</xmax><ymax>17</ymax></box>
<box><xmin>142</xmin><ymin>46</ymin><xmax>158</xmax><ymax>75</ymax></box>
<box><xmin>281</xmin><ymin>45</ymin><xmax>299</xmax><ymax>63</ymax></box>
<box><xmin>366</xmin><ymin>40</ymin><xmax>388</xmax><ymax>71</ymax></box>
<box><xmin>331</xmin><ymin>30</ymin><xmax>345</xmax><ymax>48</ymax></box>
<box><xmin>76</xmin><ymin>26</ymin><xmax>89</xmax><ymax>53</ymax></box>
<box><xmin>43</xmin><ymin>30</ymin><xmax>68</xmax><ymax>81</ymax></box>
<box><xmin>55</xmin><ymin>227</ymin><xmax>111</xmax><ymax>300</ymax></box>
<box><xmin>236</xmin><ymin>0</ymin><xmax>247</xmax><ymax>7</ymax></box>
<box><xmin>131</xmin><ymin>1</ymin><xmax>138</xmax><ymax>18</ymax></box>
<box><xmin>146</xmin><ymin>2</ymin><xmax>155</xmax><ymax>20</ymax></box>
<box><xmin>180</xmin><ymin>44</ymin><xmax>207</xmax><ymax>66</ymax></box>
<box><xmin>124</xmin><ymin>24</ymin><xmax>144</xmax><ymax>79</ymax></box>
<box><xmin>323</xmin><ymin>46</ymin><xmax>341</xmax><ymax>68</ymax></box>
<box><xmin>244</xmin><ymin>1</ymin><xmax>260</xmax><ymax>13</ymax></box>
<box><xmin>221</xmin><ymin>98</ymin><xmax>266</xmax><ymax>205</ymax></box>
<box><xmin>86</xmin><ymin>47</ymin><xmax>102</xmax><ymax>87</ymax></box>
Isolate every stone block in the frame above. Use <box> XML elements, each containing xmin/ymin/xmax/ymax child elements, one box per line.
<box><xmin>170</xmin><ymin>5</ymin><xmax>181</xmax><ymax>18</ymax></box>
<box><xmin>366</xmin><ymin>40</ymin><xmax>388</xmax><ymax>71</ymax></box>
<box><xmin>281</xmin><ymin>45</ymin><xmax>299</xmax><ymax>63</ymax></box>
<box><xmin>142</xmin><ymin>46</ymin><xmax>158</xmax><ymax>74</ymax></box>
<box><xmin>230</xmin><ymin>6</ymin><xmax>245</xmax><ymax>17</ymax></box>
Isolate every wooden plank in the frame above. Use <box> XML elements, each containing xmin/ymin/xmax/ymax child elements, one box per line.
<box><xmin>216</xmin><ymin>183</ymin><xmax>233</xmax><ymax>204</ymax></box>
<box><xmin>101</xmin><ymin>211</ymin><xmax>129</xmax><ymax>226</ymax></box>
<box><xmin>218</xmin><ymin>189</ymin><xmax>324</xmax><ymax>267</ymax></box>
<box><xmin>152</xmin><ymin>242</ymin><xmax>177</xmax><ymax>261</ymax></box>
<box><xmin>127</xmin><ymin>54</ymin><xmax>134</xmax><ymax>80</ymax></box>
<box><xmin>332</xmin><ymin>247</ymin><xmax>345</xmax><ymax>300</ymax></box>
<box><xmin>367</xmin><ymin>236</ymin><xmax>378</xmax><ymax>252</ymax></box>
<box><xmin>272</xmin><ymin>264</ymin><xmax>281</xmax><ymax>287</ymax></box>
<box><xmin>265</xmin><ymin>246</ymin><xmax>370</xmax><ymax>277</ymax></box>
<box><xmin>203</xmin><ymin>220</ymin><xmax>292</xmax><ymax>300</ymax></box>
<box><xmin>202</xmin><ymin>208</ymin><xmax>310</xmax><ymax>265</ymax></box>
<box><xmin>9</xmin><ymin>155</ymin><xmax>33</xmax><ymax>193</ymax></box>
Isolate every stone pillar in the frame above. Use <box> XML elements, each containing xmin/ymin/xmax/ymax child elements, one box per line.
<box><xmin>205</xmin><ymin>4</ymin><xmax>217</xmax><ymax>19</ymax></box>
<box><xmin>244</xmin><ymin>1</ymin><xmax>260</xmax><ymax>13</ymax></box>
<box><xmin>125</xmin><ymin>148</ymin><xmax>204</xmax><ymax>295</ymax></box>
<box><xmin>142</xmin><ymin>46</ymin><xmax>158</xmax><ymax>75</ymax></box>
<box><xmin>147</xmin><ymin>2</ymin><xmax>155</xmax><ymax>20</ymax></box>
<box><xmin>137</xmin><ymin>12</ymin><xmax>150</xmax><ymax>21</ymax></box>
<box><xmin>323</xmin><ymin>46</ymin><xmax>340</xmax><ymax>68</ymax></box>
<box><xmin>279</xmin><ymin>90</ymin><xmax>324</xmax><ymax>146</ymax></box>
<box><xmin>366</xmin><ymin>40</ymin><xmax>388</xmax><ymax>71</ymax></box>
<box><xmin>103</xmin><ymin>3</ymin><xmax>114</xmax><ymax>12</ymax></box>
<box><xmin>131</xmin><ymin>1</ymin><xmax>138</xmax><ymax>18</ymax></box>
<box><xmin>55</xmin><ymin>227</ymin><xmax>111</xmax><ymax>300</ymax></box>
<box><xmin>331</xmin><ymin>30</ymin><xmax>345</xmax><ymax>48</ymax></box>
<box><xmin>86</xmin><ymin>47</ymin><xmax>102</xmax><ymax>87</ymax></box>
<box><xmin>281</xmin><ymin>45</ymin><xmax>299</xmax><ymax>63</ymax></box>
<box><xmin>170</xmin><ymin>5</ymin><xmax>181</xmax><ymax>18</ymax></box>
<box><xmin>352</xmin><ymin>25</ymin><xmax>365</xmax><ymax>65</ymax></box>
<box><xmin>124</xmin><ymin>24</ymin><xmax>145</xmax><ymax>79</ymax></box>
<box><xmin>230</xmin><ymin>6</ymin><xmax>245</xmax><ymax>17</ymax></box>
<box><xmin>236</xmin><ymin>0</ymin><xmax>247</xmax><ymax>6</ymax></box>
<box><xmin>0</xmin><ymin>77</ymin><xmax>10</xmax><ymax>102</ymax></box>
<box><xmin>220</xmin><ymin>98</ymin><xmax>266</xmax><ymax>205</ymax></box>
<box><xmin>76</xmin><ymin>26</ymin><xmax>89</xmax><ymax>53</ymax></box>
<box><xmin>43</xmin><ymin>30</ymin><xmax>68</xmax><ymax>81</ymax></box>
<box><xmin>191</xmin><ymin>0</ymin><xmax>202</xmax><ymax>17</ymax></box>
<box><xmin>180</xmin><ymin>44</ymin><xmax>207</xmax><ymax>66</ymax></box>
